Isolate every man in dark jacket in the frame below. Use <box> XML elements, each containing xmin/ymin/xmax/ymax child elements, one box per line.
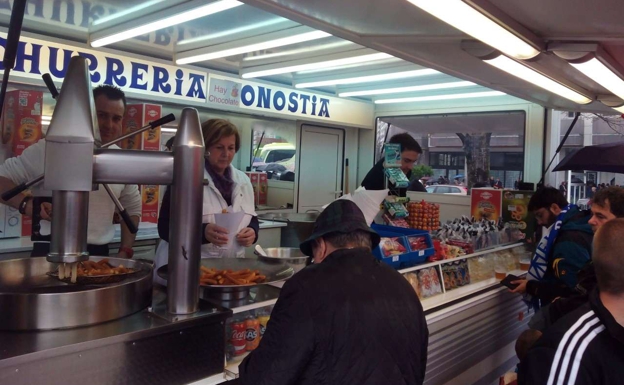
<box><xmin>544</xmin><ymin>187</ymin><xmax>624</xmax><ymax>327</ymax></box>
<box><xmin>519</xmin><ymin>219</ymin><xmax>624</xmax><ymax>385</ymax></box>
<box><xmin>361</xmin><ymin>133</ymin><xmax>427</xmax><ymax>193</ymax></box>
<box><xmin>238</xmin><ymin>200</ymin><xmax>429</xmax><ymax>385</ymax></box>
<box><xmin>511</xmin><ymin>187</ymin><xmax>593</xmax><ymax>306</ymax></box>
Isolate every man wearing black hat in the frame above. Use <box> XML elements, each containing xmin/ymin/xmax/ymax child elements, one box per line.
<box><xmin>238</xmin><ymin>200</ymin><xmax>429</xmax><ymax>385</ymax></box>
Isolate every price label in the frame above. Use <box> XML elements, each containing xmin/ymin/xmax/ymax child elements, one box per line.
<box><xmin>392</xmin><ymin>256</ymin><xmax>399</xmax><ymax>262</ymax></box>
<box><xmin>419</xmin><ymin>250</ymin><xmax>424</xmax><ymax>257</ymax></box>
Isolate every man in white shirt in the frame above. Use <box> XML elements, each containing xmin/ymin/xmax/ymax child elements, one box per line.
<box><xmin>0</xmin><ymin>85</ymin><xmax>141</xmax><ymax>258</ymax></box>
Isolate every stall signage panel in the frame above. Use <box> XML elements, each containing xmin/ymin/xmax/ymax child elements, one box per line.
<box><xmin>0</xmin><ymin>33</ymin><xmax>207</xmax><ymax>103</ymax></box>
<box><xmin>207</xmin><ymin>74</ymin><xmax>373</xmax><ymax>127</ymax></box>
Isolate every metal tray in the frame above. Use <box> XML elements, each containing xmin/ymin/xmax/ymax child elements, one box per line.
<box><xmin>157</xmin><ymin>258</ymin><xmax>294</xmax><ymax>300</ymax></box>
<box><xmin>0</xmin><ymin>256</ymin><xmax>153</xmax><ymax>331</ymax></box>
<box><xmin>46</xmin><ymin>261</ymin><xmax>140</xmax><ymax>285</ymax></box>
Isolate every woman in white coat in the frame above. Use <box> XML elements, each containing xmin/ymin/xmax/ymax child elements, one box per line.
<box><xmin>154</xmin><ymin>119</ymin><xmax>259</xmax><ymax>284</ymax></box>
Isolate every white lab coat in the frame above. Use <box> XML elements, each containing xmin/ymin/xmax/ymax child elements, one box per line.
<box><xmin>153</xmin><ymin>165</ymin><xmax>256</xmax><ymax>285</ymax></box>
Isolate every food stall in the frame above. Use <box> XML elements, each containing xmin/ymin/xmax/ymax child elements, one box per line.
<box><xmin>0</xmin><ymin>1</ymin><xmax>619</xmax><ymax>384</ymax></box>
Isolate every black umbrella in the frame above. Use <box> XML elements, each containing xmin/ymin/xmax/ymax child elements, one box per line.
<box><xmin>553</xmin><ymin>142</ymin><xmax>624</xmax><ymax>173</ymax></box>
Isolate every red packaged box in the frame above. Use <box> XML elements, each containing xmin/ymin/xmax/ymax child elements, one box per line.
<box><xmin>245</xmin><ymin>172</ymin><xmax>268</xmax><ymax>206</ymax></box>
<box><xmin>1</xmin><ymin>90</ymin><xmax>44</xmax><ymax>236</ymax></box>
<box><xmin>123</xmin><ymin>104</ymin><xmax>162</xmax><ymax>223</ymax></box>
<box><xmin>470</xmin><ymin>188</ymin><xmax>503</xmax><ymax>222</ymax></box>
<box><xmin>140</xmin><ymin>185</ymin><xmax>159</xmax><ymax>224</ymax></box>
<box><xmin>3</xmin><ymin>90</ymin><xmax>43</xmax><ymax>157</ymax></box>
<box><xmin>122</xmin><ymin>103</ymin><xmax>161</xmax><ymax>150</ymax></box>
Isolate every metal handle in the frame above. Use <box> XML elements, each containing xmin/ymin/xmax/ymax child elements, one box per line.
<box><xmin>101</xmin><ymin>113</ymin><xmax>175</xmax><ymax>148</ymax></box>
<box><xmin>103</xmin><ymin>184</ymin><xmax>138</xmax><ymax>234</ymax></box>
<box><xmin>1</xmin><ymin>174</ymin><xmax>44</xmax><ymax>201</ymax></box>
<box><xmin>42</xmin><ymin>73</ymin><xmax>59</xmax><ymax>99</ymax></box>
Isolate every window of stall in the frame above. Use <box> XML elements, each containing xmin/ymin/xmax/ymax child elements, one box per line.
<box><xmin>249</xmin><ymin>121</ymin><xmax>297</xmax><ymax>211</ymax></box>
<box><xmin>375</xmin><ymin>111</ymin><xmax>526</xmax><ymax>193</ymax></box>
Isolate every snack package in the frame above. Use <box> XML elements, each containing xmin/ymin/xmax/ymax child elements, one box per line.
<box><xmin>384</xmin><ymin>168</ymin><xmax>410</xmax><ymax>188</ymax></box>
<box><xmin>407</xmin><ymin>236</ymin><xmax>429</xmax><ymax>251</ymax></box>
<box><xmin>379</xmin><ymin>237</ymin><xmax>407</xmax><ymax>257</ymax></box>
<box><xmin>404</xmin><ymin>272</ymin><xmax>422</xmax><ymax>299</ymax></box>
<box><xmin>442</xmin><ymin>262</ymin><xmax>459</xmax><ymax>290</ymax></box>
<box><xmin>418</xmin><ymin>267</ymin><xmax>442</xmax><ymax>298</ymax></box>
<box><xmin>383</xmin><ymin>213</ymin><xmax>410</xmax><ymax>228</ymax></box>
<box><xmin>383</xmin><ymin>143</ymin><xmax>401</xmax><ymax>168</ymax></box>
<box><xmin>383</xmin><ymin>200</ymin><xmax>409</xmax><ymax>218</ymax></box>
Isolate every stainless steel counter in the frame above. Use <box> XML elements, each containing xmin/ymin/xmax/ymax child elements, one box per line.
<box><xmin>0</xmin><ymin>286</ymin><xmax>232</xmax><ymax>385</ymax></box>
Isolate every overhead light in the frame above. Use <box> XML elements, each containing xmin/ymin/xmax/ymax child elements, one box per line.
<box><xmin>570</xmin><ymin>57</ymin><xmax>624</xmax><ymax>101</ymax></box>
<box><xmin>91</xmin><ymin>0</ymin><xmax>243</xmax><ymax>47</ymax></box>
<box><xmin>375</xmin><ymin>91</ymin><xmax>505</xmax><ymax>104</ymax></box>
<box><xmin>296</xmin><ymin>69</ymin><xmax>439</xmax><ymax>88</ymax></box>
<box><xmin>295</xmin><ymin>58</ymin><xmax>402</xmax><ymax>75</ymax></box>
<box><xmin>177</xmin><ymin>30</ymin><xmax>331</xmax><ymax>64</ymax></box>
<box><xmin>92</xmin><ymin>0</ymin><xmax>166</xmax><ymax>26</ymax></box>
<box><xmin>177</xmin><ymin>18</ymin><xmax>290</xmax><ymax>47</ymax></box>
<box><xmin>406</xmin><ymin>0</ymin><xmax>540</xmax><ymax>60</ymax></box>
<box><xmin>484</xmin><ymin>55</ymin><xmax>592</xmax><ymax>104</ymax></box>
<box><xmin>339</xmin><ymin>81</ymin><xmax>475</xmax><ymax>97</ymax></box>
<box><xmin>243</xmin><ymin>41</ymin><xmax>354</xmax><ymax>62</ymax></box>
<box><xmin>161</xmin><ymin>127</ymin><xmax>178</xmax><ymax>133</ymax></box>
<box><xmin>242</xmin><ymin>53</ymin><xmax>392</xmax><ymax>78</ymax></box>
<box><xmin>41</xmin><ymin>115</ymin><xmax>52</xmax><ymax>122</ymax></box>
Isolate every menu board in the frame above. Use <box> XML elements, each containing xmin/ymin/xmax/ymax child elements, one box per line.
<box><xmin>502</xmin><ymin>190</ymin><xmax>535</xmax><ymax>242</ymax></box>
<box><xmin>470</xmin><ymin>188</ymin><xmax>502</xmax><ymax>221</ymax></box>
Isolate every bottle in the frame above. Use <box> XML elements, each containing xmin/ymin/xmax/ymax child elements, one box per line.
<box><xmin>230</xmin><ymin>316</ymin><xmax>247</xmax><ymax>356</ymax></box>
<box><xmin>245</xmin><ymin>316</ymin><xmax>260</xmax><ymax>351</ymax></box>
<box><xmin>257</xmin><ymin>311</ymin><xmax>271</xmax><ymax>340</ymax></box>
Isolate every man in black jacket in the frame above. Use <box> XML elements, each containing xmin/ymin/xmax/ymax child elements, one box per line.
<box><xmin>510</xmin><ymin>188</ymin><xmax>593</xmax><ymax>306</ymax></box>
<box><xmin>519</xmin><ymin>219</ymin><xmax>624</xmax><ymax>385</ymax></box>
<box><xmin>543</xmin><ymin>186</ymin><xmax>624</xmax><ymax>327</ymax></box>
<box><xmin>238</xmin><ymin>200</ymin><xmax>429</xmax><ymax>385</ymax></box>
<box><xmin>361</xmin><ymin>133</ymin><xmax>427</xmax><ymax>193</ymax></box>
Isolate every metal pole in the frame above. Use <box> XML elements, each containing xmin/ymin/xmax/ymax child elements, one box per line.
<box><xmin>167</xmin><ymin>108</ymin><xmax>204</xmax><ymax>314</ymax></box>
<box><xmin>47</xmin><ymin>191</ymin><xmax>89</xmax><ymax>263</ymax></box>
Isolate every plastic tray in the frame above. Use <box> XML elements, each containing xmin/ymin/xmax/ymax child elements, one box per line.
<box><xmin>371</xmin><ymin>224</ymin><xmax>434</xmax><ymax>268</ymax></box>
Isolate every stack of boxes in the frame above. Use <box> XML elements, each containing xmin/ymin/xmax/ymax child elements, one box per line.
<box><xmin>245</xmin><ymin>172</ymin><xmax>268</xmax><ymax>207</ymax></box>
<box><xmin>0</xmin><ymin>90</ymin><xmax>44</xmax><ymax>238</ymax></box>
<box><xmin>122</xmin><ymin>104</ymin><xmax>162</xmax><ymax>224</ymax></box>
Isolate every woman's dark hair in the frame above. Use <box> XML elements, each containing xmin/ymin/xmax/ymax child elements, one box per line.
<box><xmin>528</xmin><ymin>187</ymin><xmax>569</xmax><ymax>212</ymax></box>
<box><xmin>201</xmin><ymin>119</ymin><xmax>240</xmax><ymax>152</ymax></box>
<box><xmin>388</xmin><ymin>133</ymin><xmax>422</xmax><ymax>154</ymax></box>
<box><xmin>93</xmin><ymin>84</ymin><xmax>127</xmax><ymax>108</ymax></box>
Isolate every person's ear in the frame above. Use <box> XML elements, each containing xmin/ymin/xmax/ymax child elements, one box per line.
<box><xmin>313</xmin><ymin>239</ymin><xmax>328</xmax><ymax>264</ymax></box>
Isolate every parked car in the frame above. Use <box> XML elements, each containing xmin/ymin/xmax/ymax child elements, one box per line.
<box><xmin>426</xmin><ymin>185</ymin><xmax>468</xmax><ymax>195</ymax></box>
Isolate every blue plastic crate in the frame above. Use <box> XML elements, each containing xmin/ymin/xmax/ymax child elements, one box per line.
<box><xmin>371</xmin><ymin>224</ymin><xmax>434</xmax><ymax>269</ymax></box>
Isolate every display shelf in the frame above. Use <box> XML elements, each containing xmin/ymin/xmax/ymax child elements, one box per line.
<box><xmin>398</xmin><ymin>242</ymin><xmax>523</xmax><ymax>274</ymax></box>
<box><xmin>420</xmin><ymin>269</ymin><xmax>527</xmax><ymax>312</ymax></box>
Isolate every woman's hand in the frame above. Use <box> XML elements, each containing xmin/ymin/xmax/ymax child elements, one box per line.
<box><xmin>236</xmin><ymin>227</ymin><xmax>255</xmax><ymax>247</ymax></box>
<box><xmin>204</xmin><ymin>223</ymin><xmax>229</xmax><ymax>246</ymax></box>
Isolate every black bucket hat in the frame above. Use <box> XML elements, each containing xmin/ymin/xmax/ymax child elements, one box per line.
<box><xmin>300</xmin><ymin>200</ymin><xmax>381</xmax><ymax>257</ymax></box>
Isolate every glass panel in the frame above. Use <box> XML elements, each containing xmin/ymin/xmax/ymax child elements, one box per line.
<box><xmin>376</xmin><ymin>111</ymin><xmax>525</xmax><ymax>194</ymax></box>
<box><xmin>251</xmin><ymin>122</ymin><xmax>297</xmax><ymax>210</ymax></box>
